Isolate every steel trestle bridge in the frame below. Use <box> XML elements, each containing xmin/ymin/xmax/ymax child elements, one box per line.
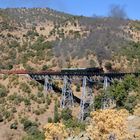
<box><xmin>1</xmin><ymin>69</ymin><xmax>140</xmax><ymax>121</ymax></box>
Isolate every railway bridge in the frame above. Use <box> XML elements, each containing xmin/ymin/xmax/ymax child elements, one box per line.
<box><xmin>1</xmin><ymin>69</ymin><xmax>140</xmax><ymax>121</ymax></box>
<box><xmin>29</xmin><ymin>70</ymin><xmax>140</xmax><ymax>121</ymax></box>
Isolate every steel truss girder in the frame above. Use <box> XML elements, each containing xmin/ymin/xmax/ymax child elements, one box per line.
<box><xmin>79</xmin><ymin>76</ymin><xmax>94</xmax><ymax>121</ymax></box>
<box><xmin>61</xmin><ymin>76</ymin><xmax>74</xmax><ymax>108</ymax></box>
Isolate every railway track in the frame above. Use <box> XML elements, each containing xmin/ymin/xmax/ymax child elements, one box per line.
<box><xmin>0</xmin><ymin>70</ymin><xmax>140</xmax><ymax>78</ymax></box>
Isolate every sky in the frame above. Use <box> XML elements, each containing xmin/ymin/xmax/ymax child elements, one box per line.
<box><xmin>0</xmin><ymin>0</ymin><xmax>139</xmax><ymax>20</ymax></box>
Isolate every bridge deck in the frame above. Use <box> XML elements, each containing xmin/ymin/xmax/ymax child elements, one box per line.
<box><xmin>29</xmin><ymin>72</ymin><xmax>140</xmax><ymax>77</ymax></box>
<box><xmin>0</xmin><ymin>70</ymin><xmax>140</xmax><ymax>78</ymax></box>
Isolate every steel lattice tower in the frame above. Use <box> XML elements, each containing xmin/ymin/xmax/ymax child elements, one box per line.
<box><xmin>102</xmin><ymin>76</ymin><xmax>115</xmax><ymax>109</ymax></box>
<box><xmin>61</xmin><ymin>76</ymin><xmax>74</xmax><ymax>108</ymax></box>
<box><xmin>102</xmin><ymin>76</ymin><xmax>110</xmax><ymax>109</ymax></box>
<box><xmin>103</xmin><ymin>76</ymin><xmax>108</xmax><ymax>90</ymax></box>
<box><xmin>44</xmin><ymin>75</ymin><xmax>53</xmax><ymax>93</ymax></box>
<box><xmin>79</xmin><ymin>76</ymin><xmax>94</xmax><ymax>121</ymax></box>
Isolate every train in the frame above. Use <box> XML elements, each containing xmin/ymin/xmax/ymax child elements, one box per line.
<box><xmin>61</xmin><ymin>67</ymin><xmax>104</xmax><ymax>73</ymax></box>
<box><xmin>0</xmin><ymin>67</ymin><xmax>104</xmax><ymax>75</ymax></box>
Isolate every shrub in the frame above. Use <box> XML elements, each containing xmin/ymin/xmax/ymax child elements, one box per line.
<box><xmin>90</xmin><ymin>59</ymin><xmax>96</xmax><ymax>67</ymax></box>
<box><xmin>44</xmin><ymin>123</ymin><xmax>68</xmax><ymax>140</ymax></box>
<box><xmin>24</xmin><ymin>98</ymin><xmax>31</xmax><ymax>106</ymax></box>
<box><xmin>40</xmin><ymin>27</ymin><xmax>45</xmax><ymax>30</ymax></box>
<box><xmin>109</xmin><ymin>75</ymin><xmax>139</xmax><ymax>112</ymax></box>
<box><xmin>22</xmin><ymin>119</ymin><xmax>45</xmax><ymax>140</ymax></box>
<box><xmin>34</xmin><ymin>110</ymin><xmax>40</xmax><ymax>116</ymax></box>
<box><xmin>0</xmin><ymin>114</ymin><xmax>3</xmax><ymax>122</ymax></box>
<box><xmin>8</xmin><ymin>40</ymin><xmax>20</xmax><ymax>48</ymax></box>
<box><xmin>3</xmin><ymin>74</ymin><xmax>8</xmax><ymax>80</ymax></box>
<box><xmin>61</xmin><ymin>108</ymin><xmax>72</xmax><ymax>121</ymax></box>
<box><xmin>105</xmin><ymin>62</ymin><xmax>112</xmax><ymax>70</ymax></box>
<box><xmin>48</xmin><ymin>117</ymin><xmax>53</xmax><ymax>123</ymax></box>
<box><xmin>37</xmin><ymin>92</ymin><xmax>44</xmax><ymax>98</ymax></box>
<box><xmin>22</xmin><ymin>119</ymin><xmax>38</xmax><ymax>131</ymax></box>
<box><xmin>46</xmin><ymin>96</ymin><xmax>51</xmax><ymax>105</ymax></box>
<box><xmin>11</xmin><ymin>107</ymin><xmax>17</xmax><ymax>113</ymax></box>
<box><xmin>0</xmin><ymin>84</ymin><xmax>7</xmax><ymax>98</ymax></box>
<box><xmin>86</xmin><ymin>109</ymin><xmax>130</xmax><ymax>139</ymax></box>
<box><xmin>20</xmin><ymin>83</ymin><xmax>31</xmax><ymax>94</ymax></box>
<box><xmin>29</xmin><ymin>81</ymin><xmax>38</xmax><ymax>87</ymax></box>
<box><xmin>3</xmin><ymin>111</ymin><xmax>11</xmax><ymax>119</ymax></box>
<box><xmin>124</xmin><ymin>95</ymin><xmax>137</xmax><ymax>113</ymax></box>
<box><xmin>10</xmin><ymin>122</ymin><xmax>18</xmax><ymax>129</ymax></box>
<box><xmin>64</xmin><ymin>118</ymin><xmax>85</xmax><ymax>131</ymax></box>
<box><xmin>22</xmin><ymin>133</ymin><xmax>45</xmax><ymax>140</ymax></box>
<box><xmin>94</xmin><ymin>93</ymin><xmax>104</xmax><ymax>110</ymax></box>
<box><xmin>8</xmin><ymin>93</ymin><xmax>23</xmax><ymax>105</ymax></box>
<box><xmin>42</xmin><ymin>65</ymin><xmax>48</xmax><ymax>70</ymax></box>
<box><xmin>54</xmin><ymin>103</ymin><xmax>60</xmax><ymax>123</ymax></box>
<box><xmin>76</xmin><ymin>84</ymin><xmax>80</xmax><ymax>92</ymax></box>
<box><xmin>45</xmin><ymin>103</ymin><xmax>48</xmax><ymax>109</ymax></box>
<box><xmin>26</xmin><ymin>30</ymin><xmax>39</xmax><ymax>38</ymax></box>
<box><xmin>37</xmin><ymin>85</ymin><xmax>43</xmax><ymax>92</ymax></box>
<box><xmin>7</xmin><ymin>64</ymin><xmax>13</xmax><ymax>70</ymax></box>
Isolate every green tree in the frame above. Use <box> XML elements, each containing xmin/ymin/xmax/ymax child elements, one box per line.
<box><xmin>105</xmin><ymin>62</ymin><xmax>112</xmax><ymax>70</ymax></box>
<box><xmin>21</xmin><ymin>119</ymin><xmax>45</xmax><ymax>140</ymax></box>
<box><xmin>24</xmin><ymin>98</ymin><xmax>31</xmax><ymax>106</ymax></box>
<box><xmin>94</xmin><ymin>93</ymin><xmax>104</xmax><ymax>109</ymax></box>
<box><xmin>109</xmin><ymin>75</ymin><xmax>139</xmax><ymax>110</ymax></box>
<box><xmin>123</xmin><ymin>75</ymin><xmax>138</xmax><ymax>91</ymax></box>
<box><xmin>0</xmin><ymin>114</ymin><xmax>3</xmax><ymax>122</ymax></box>
<box><xmin>53</xmin><ymin>103</ymin><xmax>59</xmax><ymax>123</ymax></box>
<box><xmin>0</xmin><ymin>84</ymin><xmax>7</xmax><ymax>98</ymax></box>
<box><xmin>61</xmin><ymin>108</ymin><xmax>72</xmax><ymax>121</ymax></box>
<box><xmin>64</xmin><ymin>118</ymin><xmax>85</xmax><ymax>131</ymax></box>
<box><xmin>124</xmin><ymin>95</ymin><xmax>137</xmax><ymax>113</ymax></box>
<box><xmin>76</xmin><ymin>84</ymin><xmax>80</xmax><ymax>92</ymax></box>
<box><xmin>48</xmin><ymin>117</ymin><xmax>53</xmax><ymax>123</ymax></box>
<box><xmin>109</xmin><ymin>81</ymin><xmax>127</xmax><ymax>107</ymax></box>
<box><xmin>42</xmin><ymin>65</ymin><xmax>48</xmax><ymax>70</ymax></box>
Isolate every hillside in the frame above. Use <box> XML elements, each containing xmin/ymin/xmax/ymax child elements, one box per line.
<box><xmin>0</xmin><ymin>8</ymin><xmax>140</xmax><ymax>71</ymax></box>
<box><xmin>0</xmin><ymin>8</ymin><xmax>140</xmax><ymax>140</ymax></box>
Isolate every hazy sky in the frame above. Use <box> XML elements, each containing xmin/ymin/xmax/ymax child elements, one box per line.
<box><xmin>0</xmin><ymin>0</ymin><xmax>139</xmax><ymax>20</ymax></box>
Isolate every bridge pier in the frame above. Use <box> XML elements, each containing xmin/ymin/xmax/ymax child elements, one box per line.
<box><xmin>44</xmin><ymin>75</ymin><xmax>53</xmax><ymax>93</ymax></box>
<box><xmin>102</xmin><ymin>76</ymin><xmax>116</xmax><ymax>109</ymax></box>
<box><xmin>103</xmin><ymin>76</ymin><xmax>109</xmax><ymax>90</ymax></box>
<box><xmin>79</xmin><ymin>76</ymin><xmax>94</xmax><ymax>121</ymax></box>
<box><xmin>102</xmin><ymin>76</ymin><xmax>110</xmax><ymax>109</ymax></box>
<box><xmin>61</xmin><ymin>76</ymin><xmax>74</xmax><ymax>108</ymax></box>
